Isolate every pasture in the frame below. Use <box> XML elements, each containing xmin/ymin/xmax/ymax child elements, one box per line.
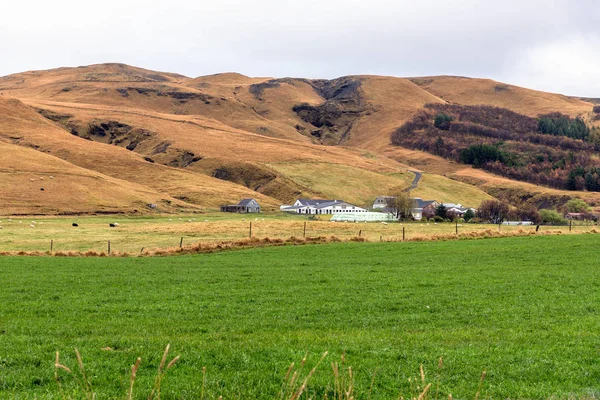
<box><xmin>0</xmin><ymin>235</ymin><xmax>599</xmax><ymax>398</ymax></box>
<box><xmin>0</xmin><ymin>213</ymin><xmax>596</xmax><ymax>254</ymax></box>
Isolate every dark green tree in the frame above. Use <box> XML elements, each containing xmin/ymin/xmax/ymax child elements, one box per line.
<box><xmin>434</xmin><ymin>113</ymin><xmax>452</xmax><ymax>130</ymax></box>
<box><xmin>435</xmin><ymin>204</ymin><xmax>447</xmax><ymax>219</ymax></box>
<box><xmin>463</xmin><ymin>208</ymin><xmax>475</xmax><ymax>222</ymax></box>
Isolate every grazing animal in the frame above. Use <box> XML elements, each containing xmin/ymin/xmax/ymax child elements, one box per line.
<box><xmin>109</xmin><ymin>223</ymin><xmax>116</xmax><ymax>227</ymax></box>
<box><xmin>29</xmin><ymin>224</ymin><xmax>35</xmax><ymax>228</ymax></box>
<box><xmin>39</xmin><ymin>177</ymin><xmax>44</xmax><ymax>180</ymax></box>
<box><xmin>40</xmin><ymin>188</ymin><xmax>44</xmax><ymax>191</ymax></box>
<box><xmin>30</xmin><ymin>179</ymin><xmax>34</xmax><ymax>182</ymax></box>
<box><xmin>72</xmin><ymin>223</ymin><xmax>78</xmax><ymax>227</ymax></box>
<box><xmin>49</xmin><ymin>176</ymin><xmax>54</xmax><ymax>179</ymax></box>
<box><xmin>0</xmin><ymin>226</ymin><xmax>4</xmax><ymax>229</ymax></box>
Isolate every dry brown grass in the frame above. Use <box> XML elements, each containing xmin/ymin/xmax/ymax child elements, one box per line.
<box><xmin>1</xmin><ymin>226</ymin><xmax>596</xmax><ymax>258</ymax></box>
<box><xmin>410</xmin><ymin>76</ymin><xmax>592</xmax><ymax>118</ymax></box>
<box><xmin>1</xmin><ymin>63</ymin><xmax>597</xmax><ymax>216</ymax></box>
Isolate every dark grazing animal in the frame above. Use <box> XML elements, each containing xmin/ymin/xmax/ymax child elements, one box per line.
<box><xmin>72</xmin><ymin>223</ymin><xmax>78</xmax><ymax>227</ymax></box>
<box><xmin>109</xmin><ymin>223</ymin><xmax>116</xmax><ymax>227</ymax></box>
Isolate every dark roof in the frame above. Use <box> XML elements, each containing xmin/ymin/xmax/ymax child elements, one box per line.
<box><xmin>237</xmin><ymin>198</ymin><xmax>258</xmax><ymax>207</ymax></box>
<box><xmin>296</xmin><ymin>198</ymin><xmax>337</xmax><ymax>206</ymax></box>
<box><xmin>413</xmin><ymin>199</ymin><xmax>437</xmax><ymax>209</ymax></box>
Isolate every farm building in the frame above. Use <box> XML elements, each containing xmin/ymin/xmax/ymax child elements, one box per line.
<box><xmin>281</xmin><ymin>199</ymin><xmax>367</xmax><ymax>215</ymax></box>
<box><xmin>372</xmin><ymin>196</ymin><xmax>396</xmax><ymax>210</ymax></box>
<box><xmin>412</xmin><ymin>198</ymin><xmax>439</xmax><ymax>220</ymax></box>
<box><xmin>220</xmin><ymin>198</ymin><xmax>261</xmax><ymax>213</ymax></box>
<box><xmin>373</xmin><ymin>196</ymin><xmax>438</xmax><ymax>220</ymax></box>
<box><xmin>331</xmin><ymin>212</ymin><xmax>395</xmax><ymax>222</ymax></box>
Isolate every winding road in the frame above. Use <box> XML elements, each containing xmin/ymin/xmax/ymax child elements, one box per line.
<box><xmin>403</xmin><ymin>169</ymin><xmax>422</xmax><ymax>192</ymax></box>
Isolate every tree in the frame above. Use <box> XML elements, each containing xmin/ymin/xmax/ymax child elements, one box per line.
<box><xmin>517</xmin><ymin>207</ymin><xmax>542</xmax><ymax>224</ymax></box>
<box><xmin>435</xmin><ymin>204</ymin><xmax>447</xmax><ymax>219</ymax></box>
<box><xmin>463</xmin><ymin>209</ymin><xmax>475</xmax><ymax>222</ymax></box>
<box><xmin>434</xmin><ymin>113</ymin><xmax>452</xmax><ymax>130</ymax></box>
<box><xmin>433</xmin><ymin>136</ymin><xmax>445</xmax><ymax>156</ymax></box>
<box><xmin>477</xmin><ymin>200</ymin><xmax>509</xmax><ymax>224</ymax></box>
<box><xmin>565</xmin><ymin>198</ymin><xmax>590</xmax><ymax>213</ymax></box>
<box><xmin>386</xmin><ymin>192</ymin><xmax>415</xmax><ymax>220</ymax></box>
<box><xmin>539</xmin><ymin>209</ymin><xmax>567</xmax><ymax>225</ymax></box>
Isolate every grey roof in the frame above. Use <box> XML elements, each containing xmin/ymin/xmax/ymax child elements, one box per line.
<box><xmin>413</xmin><ymin>199</ymin><xmax>437</xmax><ymax>209</ymax></box>
<box><xmin>296</xmin><ymin>198</ymin><xmax>336</xmax><ymax>206</ymax></box>
<box><xmin>237</xmin><ymin>198</ymin><xmax>258</xmax><ymax>207</ymax></box>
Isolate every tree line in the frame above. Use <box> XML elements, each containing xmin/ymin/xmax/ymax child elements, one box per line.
<box><xmin>391</xmin><ymin>104</ymin><xmax>600</xmax><ymax>191</ymax></box>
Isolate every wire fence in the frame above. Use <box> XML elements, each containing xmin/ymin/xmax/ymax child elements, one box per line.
<box><xmin>0</xmin><ymin>219</ymin><xmax>597</xmax><ymax>254</ymax></box>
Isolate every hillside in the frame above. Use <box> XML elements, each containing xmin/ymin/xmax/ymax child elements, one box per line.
<box><xmin>0</xmin><ymin>63</ymin><xmax>597</xmax><ymax>214</ymax></box>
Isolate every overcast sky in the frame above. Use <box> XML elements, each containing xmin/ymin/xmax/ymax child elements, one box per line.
<box><xmin>2</xmin><ymin>0</ymin><xmax>598</xmax><ymax>96</ymax></box>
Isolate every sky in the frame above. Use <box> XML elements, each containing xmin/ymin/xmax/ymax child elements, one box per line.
<box><xmin>1</xmin><ymin>0</ymin><xmax>599</xmax><ymax>96</ymax></box>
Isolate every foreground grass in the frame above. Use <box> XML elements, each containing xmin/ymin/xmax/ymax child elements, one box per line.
<box><xmin>0</xmin><ymin>236</ymin><xmax>599</xmax><ymax>398</ymax></box>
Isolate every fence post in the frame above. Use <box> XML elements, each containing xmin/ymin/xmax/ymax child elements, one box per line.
<box><xmin>359</xmin><ymin>230</ymin><xmax>362</xmax><ymax>237</ymax></box>
<box><xmin>455</xmin><ymin>221</ymin><xmax>458</xmax><ymax>235</ymax></box>
<box><xmin>402</xmin><ymin>227</ymin><xmax>405</xmax><ymax>241</ymax></box>
<box><xmin>303</xmin><ymin>221</ymin><xmax>306</xmax><ymax>238</ymax></box>
<box><xmin>498</xmin><ymin>223</ymin><xmax>501</xmax><ymax>233</ymax></box>
<box><xmin>108</xmin><ymin>240</ymin><xmax>111</xmax><ymax>255</ymax></box>
<box><xmin>569</xmin><ymin>220</ymin><xmax>572</xmax><ymax>232</ymax></box>
<box><xmin>180</xmin><ymin>237</ymin><xmax>184</xmax><ymax>248</ymax></box>
<box><xmin>249</xmin><ymin>221</ymin><xmax>252</xmax><ymax>238</ymax></box>
<box><xmin>50</xmin><ymin>240</ymin><xmax>53</xmax><ymax>252</ymax></box>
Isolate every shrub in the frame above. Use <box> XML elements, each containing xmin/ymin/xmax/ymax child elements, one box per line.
<box><xmin>565</xmin><ymin>198</ymin><xmax>590</xmax><ymax>213</ymax></box>
<box><xmin>463</xmin><ymin>209</ymin><xmax>475</xmax><ymax>222</ymax></box>
<box><xmin>539</xmin><ymin>209</ymin><xmax>567</xmax><ymax>225</ymax></box>
<box><xmin>432</xmin><ymin>216</ymin><xmax>444</xmax><ymax>222</ymax></box>
<box><xmin>477</xmin><ymin>200</ymin><xmax>510</xmax><ymax>224</ymax></box>
<box><xmin>593</xmin><ymin>105</ymin><xmax>600</xmax><ymax>114</ymax></box>
<box><xmin>434</xmin><ymin>113</ymin><xmax>452</xmax><ymax>130</ymax></box>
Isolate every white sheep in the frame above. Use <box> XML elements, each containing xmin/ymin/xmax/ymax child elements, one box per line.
<box><xmin>49</xmin><ymin>176</ymin><xmax>54</xmax><ymax>179</ymax></box>
<box><xmin>29</xmin><ymin>224</ymin><xmax>35</xmax><ymax>228</ymax></box>
<box><xmin>0</xmin><ymin>226</ymin><xmax>4</xmax><ymax>229</ymax></box>
<box><xmin>39</xmin><ymin>177</ymin><xmax>44</xmax><ymax>180</ymax></box>
<box><xmin>30</xmin><ymin>179</ymin><xmax>35</xmax><ymax>182</ymax></box>
<box><xmin>113</xmin><ymin>222</ymin><xmax>119</xmax><ymax>227</ymax></box>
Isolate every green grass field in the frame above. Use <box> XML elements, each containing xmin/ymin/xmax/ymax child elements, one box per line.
<box><xmin>0</xmin><ymin>236</ymin><xmax>599</xmax><ymax>398</ymax></box>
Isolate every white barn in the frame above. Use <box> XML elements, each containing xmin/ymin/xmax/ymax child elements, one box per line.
<box><xmin>281</xmin><ymin>199</ymin><xmax>367</xmax><ymax>215</ymax></box>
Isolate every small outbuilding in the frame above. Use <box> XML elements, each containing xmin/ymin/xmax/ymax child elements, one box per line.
<box><xmin>220</xmin><ymin>198</ymin><xmax>261</xmax><ymax>213</ymax></box>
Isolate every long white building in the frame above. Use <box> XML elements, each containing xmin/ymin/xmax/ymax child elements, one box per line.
<box><xmin>281</xmin><ymin>199</ymin><xmax>368</xmax><ymax>215</ymax></box>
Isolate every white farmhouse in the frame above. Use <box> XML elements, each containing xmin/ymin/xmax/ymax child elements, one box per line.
<box><xmin>281</xmin><ymin>199</ymin><xmax>367</xmax><ymax>215</ymax></box>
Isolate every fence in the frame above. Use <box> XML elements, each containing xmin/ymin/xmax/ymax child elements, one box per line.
<box><xmin>0</xmin><ymin>218</ymin><xmax>597</xmax><ymax>254</ymax></box>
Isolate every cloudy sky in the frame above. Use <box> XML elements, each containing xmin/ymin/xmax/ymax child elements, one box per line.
<box><xmin>2</xmin><ymin>0</ymin><xmax>598</xmax><ymax>96</ymax></box>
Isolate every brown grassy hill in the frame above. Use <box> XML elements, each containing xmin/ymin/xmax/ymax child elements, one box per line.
<box><xmin>0</xmin><ymin>97</ymin><xmax>283</xmax><ymax>212</ymax></box>
<box><xmin>409</xmin><ymin>76</ymin><xmax>592</xmax><ymax>118</ymax></box>
<box><xmin>1</xmin><ymin>63</ymin><xmax>597</xmax><ymax>214</ymax></box>
<box><xmin>0</xmin><ymin>141</ymin><xmax>188</xmax><ymax>215</ymax></box>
